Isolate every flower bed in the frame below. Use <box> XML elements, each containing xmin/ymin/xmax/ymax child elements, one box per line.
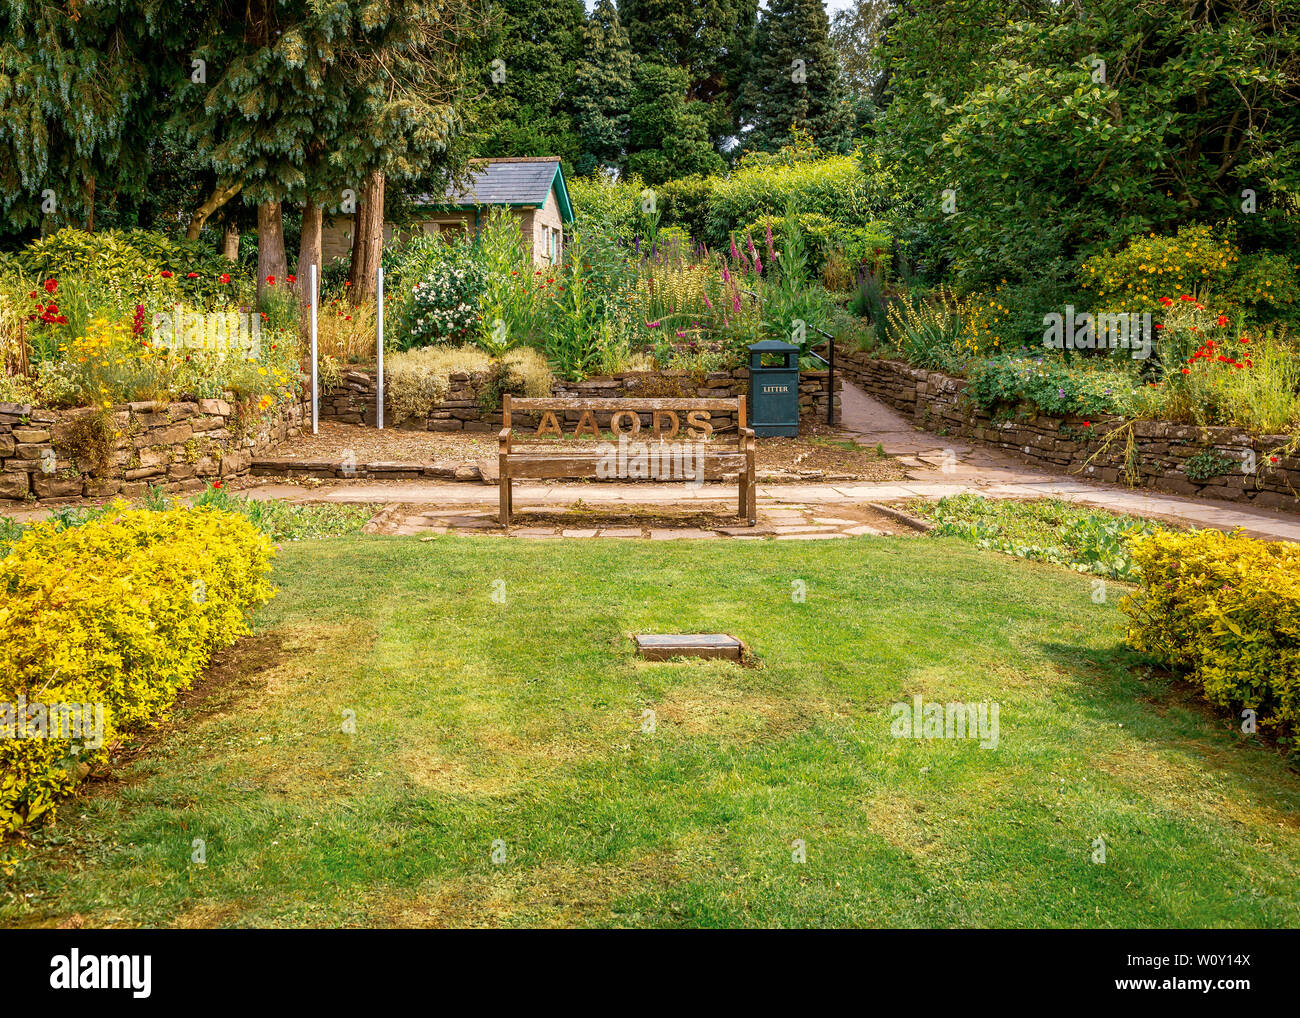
<box><xmin>836</xmin><ymin>347</ymin><xmax>1299</xmax><ymax>510</ymax></box>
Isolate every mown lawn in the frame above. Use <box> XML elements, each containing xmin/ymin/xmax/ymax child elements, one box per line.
<box><xmin>3</xmin><ymin>534</ymin><xmax>1299</xmax><ymax>928</ymax></box>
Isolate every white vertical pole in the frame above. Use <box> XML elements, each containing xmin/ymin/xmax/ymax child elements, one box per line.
<box><xmin>376</xmin><ymin>266</ymin><xmax>384</xmax><ymax>430</ymax></box>
<box><xmin>310</xmin><ymin>263</ymin><xmax>319</xmax><ymax>435</ymax></box>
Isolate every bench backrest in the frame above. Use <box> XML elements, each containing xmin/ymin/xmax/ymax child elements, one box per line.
<box><xmin>503</xmin><ymin>394</ymin><xmax>746</xmax><ymax>442</ymax></box>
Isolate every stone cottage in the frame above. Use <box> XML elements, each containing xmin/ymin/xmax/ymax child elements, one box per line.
<box><xmin>320</xmin><ymin>157</ymin><xmax>574</xmax><ymax>267</ymax></box>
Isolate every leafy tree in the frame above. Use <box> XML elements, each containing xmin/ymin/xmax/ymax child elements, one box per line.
<box><xmin>738</xmin><ymin>0</ymin><xmax>853</xmax><ymax>155</ymax></box>
<box><xmin>617</xmin><ymin>0</ymin><xmax>758</xmax><ymax>149</ymax></box>
<box><xmin>877</xmin><ymin>0</ymin><xmax>1300</xmax><ymax>311</ymax></box>
<box><xmin>573</xmin><ymin>0</ymin><xmax>632</xmax><ymax>175</ymax></box>
<box><xmin>477</xmin><ymin>0</ymin><xmax>586</xmax><ymax>170</ymax></box>
<box><xmin>169</xmin><ymin>0</ymin><xmax>480</xmax><ymax>300</ymax></box>
<box><xmin>624</xmin><ymin>63</ymin><xmax>724</xmax><ymax>185</ymax></box>
<box><xmin>829</xmin><ymin>0</ymin><xmax>890</xmax><ymax>138</ymax></box>
<box><xmin>0</xmin><ymin>1</ymin><xmax>171</xmax><ymax>240</ymax></box>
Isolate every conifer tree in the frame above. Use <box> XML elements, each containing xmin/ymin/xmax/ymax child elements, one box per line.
<box><xmin>624</xmin><ymin>63</ymin><xmax>723</xmax><ymax>185</ymax></box>
<box><xmin>617</xmin><ymin>0</ymin><xmax>757</xmax><ymax>149</ymax></box>
<box><xmin>574</xmin><ymin>0</ymin><xmax>633</xmax><ymax>176</ymax></box>
<box><xmin>738</xmin><ymin>0</ymin><xmax>853</xmax><ymax>155</ymax></box>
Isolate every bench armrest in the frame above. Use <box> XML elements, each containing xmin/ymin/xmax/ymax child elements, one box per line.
<box><xmin>498</xmin><ymin>428</ymin><xmax>512</xmax><ymax>453</ymax></box>
<box><xmin>739</xmin><ymin>426</ymin><xmax>755</xmax><ymax>440</ymax></box>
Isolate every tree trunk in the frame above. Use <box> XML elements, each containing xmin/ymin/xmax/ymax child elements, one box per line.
<box><xmin>187</xmin><ymin>181</ymin><xmax>242</xmax><ymax>241</ymax></box>
<box><xmin>257</xmin><ymin>201</ymin><xmax>288</xmax><ymax>301</ymax></box>
<box><xmin>221</xmin><ymin>220</ymin><xmax>240</xmax><ymax>261</ymax></box>
<box><xmin>83</xmin><ymin>175</ymin><xmax>95</xmax><ymax>232</ymax></box>
<box><xmin>347</xmin><ymin>170</ymin><xmax>384</xmax><ymax>304</ymax></box>
<box><xmin>297</xmin><ymin>198</ymin><xmax>323</xmax><ymax>308</ymax></box>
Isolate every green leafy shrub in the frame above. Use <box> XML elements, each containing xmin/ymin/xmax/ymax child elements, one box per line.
<box><xmin>400</xmin><ymin>242</ymin><xmax>487</xmax><ymax>349</ymax></box>
<box><xmin>965</xmin><ymin>353</ymin><xmax>1139</xmax><ymax>418</ymax></box>
<box><xmin>1184</xmin><ymin>450</ymin><xmax>1247</xmax><ymax>482</ymax></box>
<box><xmin>911</xmin><ymin>493</ymin><xmax>1165</xmax><ymax>580</ymax></box>
<box><xmin>0</xmin><ymin>504</ymin><xmax>276</xmax><ymax>830</ymax></box>
<box><xmin>1122</xmin><ymin>528</ymin><xmax>1300</xmax><ymax>735</ymax></box>
<box><xmin>707</xmin><ymin>151</ymin><xmax>880</xmax><ymax>248</ymax></box>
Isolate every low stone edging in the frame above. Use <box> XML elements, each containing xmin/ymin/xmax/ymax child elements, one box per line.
<box><xmin>0</xmin><ymin>396</ymin><xmax>303</xmax><ymax>504</ymax></box>
<box><xmin>834</xmin><ymin>346</ymin><xmax>1299</xmax><ymax>510</ymax></box>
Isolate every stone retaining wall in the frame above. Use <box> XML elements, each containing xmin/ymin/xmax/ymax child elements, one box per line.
<box><xmin>0</xmin><ymin>396</ymin><xmax>302</xmax><ymax>503</ymax></box>
<box><xmin>320</xmin><ymin>366</ymin><xmax>841</xmax><ymax>434</ymax></box>
<box><xmin>834</xmin><ymin>346</ymin><xmax>1299</xmax><ymax>510</ymax></box>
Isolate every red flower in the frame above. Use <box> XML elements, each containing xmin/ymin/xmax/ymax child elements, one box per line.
<box><xmin>343</xmin><ymin>280</ymin><xmax>351</xmax><ymax>287</ymax></box>
<box><xmin>1270</xmin><ymin>456</ymin><xmax>1280</xmax><ymax>463</ymax></box>
<box><xmin>1082</xmin><ymin>421</ymin><xmax>1092</xmax><ymax>428</ymax></box>
<box><xmin>266</xmin><ymin>275</ymin><xmax>276</xmax><ymax>284</ymax></box>
<box><xmin>1239</xmin><ymin>336</ymin><xmax>1250</xmax><ymax>345</ymax></box>
<box><xmin>186</xmin><ymin>271</ymin><xmax>199</xmax><ymax>278</ymax></box>
<box><xmin>43</xmin><ymin>278</ymin><xmax>58</xmax><ymax>293</ymax></box>
<box><xmin>212</xmin><ymin>481</ymin><xmax>224</xmax><ymax>490</ymax></box>
<box><xmin>160</xmin><ymin>270</ymin><xmax>173</xmax><ymax>279</ymax></box>
<box><xmin>1158</xmin><ymin>296</ymin><xmax>1173</xmax><ymax>307</ymax></box>
<box><xmin>1216</xmin><ymin>315</ymin><xmax>1228</xmax><ymax>327</ymax></box>
<box><xmin>219</xmin><ymin>273</ymin><xmax>231</xmax><ymax>284</ymax></box>
<box><xmin>28</xmin><ymin>290</ymin><xmax>39</xmax><ymax>299</ymax></box>
<box><xmin>1181</xmin><ymin>367</ymin><xmax>1191</xmax><ymax>374</ymax></box>
<box><xmin>1179</xmin><ymin>294</ymin><xmax>1194</xmax><ymax>302</ymax></box>
<box><xmin>1153</xmin><ymin>323</ymin><xmax>1163</xmax><ymax>330</ymax></box>
<box><xmin>286</xmin><ymin>274</ymin><xmax>297</xmax><ymax>283</ymax></box>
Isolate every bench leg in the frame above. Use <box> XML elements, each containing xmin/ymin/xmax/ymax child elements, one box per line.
<box><xmin>746</xmin><ymin>443</ymin><xmax>756</xmax><ymax>525</ymax></box>
<box><xmin>499</xmin><ymin>466</ymin><xmax>510</xmax><ymax>528</ymax></box>
<box><xmin>738</xmin><ymin>472</ymin><xmax>748</xmax><ymax>522</ymax></box>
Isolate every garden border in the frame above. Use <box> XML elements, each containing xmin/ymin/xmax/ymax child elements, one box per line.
<box><xmin>834</xmin><ymin>346</ymin><xmax>1300</xmax><ymax>511</ymax></box>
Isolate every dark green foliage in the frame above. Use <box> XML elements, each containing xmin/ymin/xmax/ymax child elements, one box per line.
<box><xmin>617</xmin><ymin>0</ymin><xmax>757</xmax><ymax>149</ymax></box>
<box><xmin>877</xmin><ymin>0</ymin><xmax>1300</xmax><ymax>299</ymax></box>
<box><xmin>478</xmin><ymin>0</ymin><xmax>587</xmax><ymax>169</ymax></box>
<box><xmin>625</xmin><ymin>64</ymin><xmax>724</xmax><ymax>185</ymax></box>
<box><xmin>738</xmin><ymin>0</ymin><xmax>854</xmax><ymax>156</ymax></box>
<box><xmin>574</xmin><ymin>0</ymin><xmax>633</xmax><ymax>175</ymax></box>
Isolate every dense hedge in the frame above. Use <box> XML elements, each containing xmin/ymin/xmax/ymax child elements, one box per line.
<box><xmin>1121</xmin><ymin>529</ymin><xmax>1300</xmax><ymax>733</ymax></box>
<box><xmin>0</xmin><ymin>505</ymin><xmax>276</xmax><ymax>831</ymax></box>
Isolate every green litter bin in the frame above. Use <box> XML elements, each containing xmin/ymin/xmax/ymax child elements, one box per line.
<box><xmin>748</xmin><ymin>339</ymin><xmax>800</xmax><ymax>437</ymax></box>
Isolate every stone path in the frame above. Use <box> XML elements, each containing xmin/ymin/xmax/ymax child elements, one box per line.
<box><xmin>8</xmin><ymin>381</ymin><xmax>1297</xmax><ymax>541</ymax></box>
<box><xmin>224</xmin><ymin>381</ymin><xmax>1300</xmax><ymax>542</ymax></box>
<box><xmin>366</xmin><ymin>500</ymin><xmax>911</xmax><ymax>540</ymax></box>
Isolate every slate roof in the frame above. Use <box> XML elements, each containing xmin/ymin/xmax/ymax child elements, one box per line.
<box><xmin>427</xmin><ymin>157</ymin><xmax>573</xmax><ymax>222</ymax></box>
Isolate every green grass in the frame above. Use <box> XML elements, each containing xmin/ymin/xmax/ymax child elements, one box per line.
<box><xmin>907</xmin><ymin>493</ymin><xmax>1171</xmax><ymax>580</ymax></box>
<box><xmin>0</xmin><ymin>493</ymin><xmax>374</xmax><ymax>554</ymax></box>
<box><xmin>3</xmin><ymin>534</ymin><xmax>1298</xmax><ymax>928</ymax></box>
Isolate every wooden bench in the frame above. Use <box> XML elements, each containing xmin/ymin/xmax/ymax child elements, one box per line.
<box><xmin>498</xmin><ymin>394</ymin><xmax>756</xmax><ymax>527</ymax></box>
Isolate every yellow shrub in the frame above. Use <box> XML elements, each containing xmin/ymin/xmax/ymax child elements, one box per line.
<box><xmin>0</xmin><ymin>505</ymin><xmax>276</xmax><ymax>831</ymax></box>
<box><xmin>1120</xmin><ymin>529</ymin><xmax>1300</xmax><ymax>731</ymax></box>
